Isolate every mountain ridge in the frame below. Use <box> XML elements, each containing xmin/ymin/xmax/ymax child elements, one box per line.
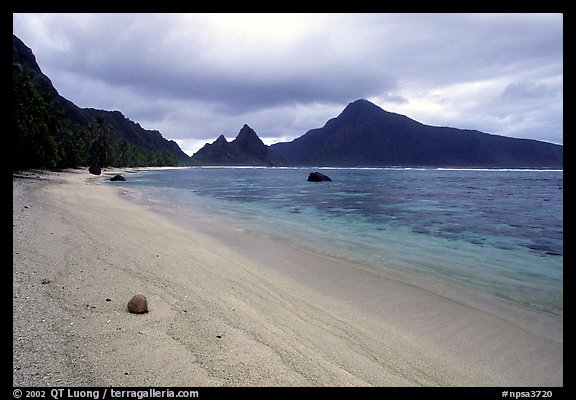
<box><xmin>190</xmin><ymin>124</ymin><xmax>286</xmax><ymax>166</ymax></box>
<box><xmin>13</xmin><ymin>34</ymin><xmax>191</xmax><ymax>169</ymax></box>
<box><xmin>14</xmin><ymin>33</ymin><xmax>562</xmax><ymax>169</ymax></box>
<box><xmin>269</xmin><ymin>99</ymin><xmax>563</xmax><ymax>168</ymax></box>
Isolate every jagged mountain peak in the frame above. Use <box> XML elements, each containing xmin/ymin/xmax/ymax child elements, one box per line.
<box><xmin>190</xmin><ymin>125</ymin><xmax>285</xmax><ymax>166</ymax></box>
<box><xmin>235</xmin><ymin>124</ymin><xmax>262</xmax><ymax>143</ymax></box>
<box><xmin>240</xmin><ymin>123</ymin><xmax>255</xmax><ymax>132</ymax></box>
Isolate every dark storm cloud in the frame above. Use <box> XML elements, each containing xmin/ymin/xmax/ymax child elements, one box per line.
<box><xmin>16</xmin><ymin>13</ymin><xmax>395</xmax><ymax>110</ymax></box>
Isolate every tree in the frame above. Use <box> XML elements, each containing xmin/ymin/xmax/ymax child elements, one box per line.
<box><xmin>86</xmin><ymin>117</ymin><xmax>111</xmax><ymax>167</ymax></box>
<box><xmin>12</xmin><ymin>66</ymin><xmax>60</xmax><ymax>169</ymax></box>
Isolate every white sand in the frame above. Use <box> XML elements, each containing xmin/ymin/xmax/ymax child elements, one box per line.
<box><xmin>13</xmin><ymin>169</ymin><xmax>563</xmax><ymax>386</ymax></box>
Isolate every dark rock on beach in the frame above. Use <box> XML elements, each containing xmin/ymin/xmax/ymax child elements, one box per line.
<box><xmin>127</xmin><ymin>294</ymin><xmax>148</xmax><ymax>314</ymax></box>
<box><xmin>88</xmin><ymin>165</ymin><xmax>101</xmax><ymax>175</ymax></box>
<box><xmin>307</xmin><ymin>172</ymin><xmax>332</xmax><ymax>182</ymax></box>
<box><xmin>110</xmin><ymin>174</ymin><xmax>126</xmax><ymax>181</ymax></box>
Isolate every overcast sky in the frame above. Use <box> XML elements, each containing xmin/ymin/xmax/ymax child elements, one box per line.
<box><xmin>13</xmin><ymin>13</ymin><xmax>563</xmax><ymax>156</ymax></box>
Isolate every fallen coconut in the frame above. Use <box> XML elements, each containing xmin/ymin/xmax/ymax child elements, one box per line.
<box><xmin>127</xmin><ymin>294</ymin><xmax>148</xmax><ymax>314</ymax></box>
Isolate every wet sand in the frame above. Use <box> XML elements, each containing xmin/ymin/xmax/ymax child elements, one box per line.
<box><xmin>13</xmin><ymin>168</ymin><xmax>562</xmax><ymax>386</ymax></box>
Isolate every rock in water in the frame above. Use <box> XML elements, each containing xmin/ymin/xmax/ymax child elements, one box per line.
<box><xmin>88</xmin><ymin>165</ymin><xmax>101</xmax><ymax>175</ymax></box>
<box><xmin>127</xmin><ymin>294</ymin><xmax>148</xmax><ymax>314</ymax></box>
<box><xmin>110</xmin><ymin>174</ymin><xmax>126</xmax><ymax>181</ymax></box>
<box><xmin>307</xmin><ymin>172</ymin><xmax>332</xmax><ymax>182</ymax></box>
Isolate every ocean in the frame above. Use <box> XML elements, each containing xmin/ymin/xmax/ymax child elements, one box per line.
<box><xmin>111</xmin><ymin>167</ymin><xmax>563</xmax><ymax>318</ymax></box>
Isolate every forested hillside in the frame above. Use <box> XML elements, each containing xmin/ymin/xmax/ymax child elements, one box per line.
<box><xmin>13</xmin><ymin>34</ymin><xmax>190</xmax><ymax>170</ymax></box>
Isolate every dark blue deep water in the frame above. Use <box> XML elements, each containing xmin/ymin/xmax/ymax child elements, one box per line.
<box><xmin>113</xmin><ymin>167</ymin><xmax>563</xmax><ymax>316</ymax></box>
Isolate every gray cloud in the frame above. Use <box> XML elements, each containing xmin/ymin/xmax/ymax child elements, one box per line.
<box><xmin>502</xmin><ymin>80</ymin><xmax>561</xmax><ymax>101</ymax></box>
<box><xmin>13</xmin><ymin>13</ymin><xmax>563</xmax><ymax>155</ymax></box>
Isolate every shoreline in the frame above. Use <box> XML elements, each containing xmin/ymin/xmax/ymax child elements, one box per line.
<box><xmin>117</xmin><ymin>167</ymin><xmax>563</xmax><ymax>343</ymax></box>
<box><xmin>13</xmin><ymin>168</ymin><xmax>563</xmax><ymax>386</ymax></box>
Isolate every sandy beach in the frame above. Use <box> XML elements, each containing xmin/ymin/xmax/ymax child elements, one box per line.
<box><xmin>13</xmin><ymin>168</ymin><xmax>562</xmax><ymax>387</ymax></box>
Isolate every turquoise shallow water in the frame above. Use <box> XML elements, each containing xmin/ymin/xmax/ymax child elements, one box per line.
<box><xmin>111</xmin><ymin>167</ymin><xmax>563</xmax><ymax>317</ymax></box>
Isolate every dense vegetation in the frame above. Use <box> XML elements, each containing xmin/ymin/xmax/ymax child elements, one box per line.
<box><xmin>13</xmin><ymin>66</ymin><xmax>180</xmax><ymax>170</ymax></box>
<box><xmin>13</xmin><ymin>65</ymin><xmax>59</xmax><ymax>169</ymax></box>
<box><xmin>12</xmin><ymin>34</ymin><xmax>189</xmax><ymax>171</ymax></box>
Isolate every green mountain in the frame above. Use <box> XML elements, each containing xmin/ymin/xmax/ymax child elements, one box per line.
<box><xmin>15</xmin><ymin>32</ymin><xmax>562</xmax><ymax>170</ymax></box>
<box><xmin>270</xmin><ymin>99</ymin><xmax>563</xmax><ymax>168</ymax></box>
<box><xmin>190</xmin><ymin>124</ymin><xmax>286</xmax><ymax>166</ymax></box>
<box><xmin>12</xmin><ymin>34</ymin><xmax>191</xmax><ymax>170</ymax></box>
